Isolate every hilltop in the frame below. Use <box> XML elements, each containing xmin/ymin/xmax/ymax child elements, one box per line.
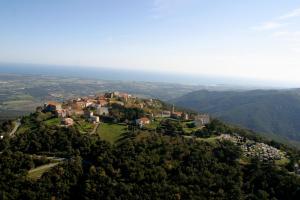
<box><xmin>0</xmin><ymin>91</ymin><xmax>300</xmax><ymax>199</ymax></box>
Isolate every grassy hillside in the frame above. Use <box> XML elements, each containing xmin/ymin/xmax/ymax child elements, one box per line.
<box><xmin>97</xmin><ymin>123</ymin><xmax>127</xmax><ymax>144</ymax></box>
<box><xmin>173</xmin><ymin>89</ymin><xmax>300</xmax><ymax>146</ymax></box>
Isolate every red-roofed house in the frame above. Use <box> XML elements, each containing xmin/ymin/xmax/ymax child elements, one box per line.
<box><xmin>136</xmin><ymin>117</ymin><xmax>150</xmax><ymax>127</ymax></box>
<box><xmin>44</xmin><ymin>101</ymin><xmax>62</xmax><ymax>112</ymax></box>
<box><xmin>98</xmin><ymin>99</ymin><xmax>108</xmax><ymax>106</ymax></box>
<box><xmin>171</xmin><ymin>111</ymin><xmax>183</xmax><ymax>119</ymax></box>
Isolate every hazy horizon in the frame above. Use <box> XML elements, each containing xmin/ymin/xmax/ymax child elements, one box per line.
<box><xmin>1</xmin><ymin>1</ymin><xmax>300</xmax><ymax>86</ymax></box>
<box><xmin>1</xmin><ymin>62</ymin><xmax>300</xmax><ymax>89</ymax></box>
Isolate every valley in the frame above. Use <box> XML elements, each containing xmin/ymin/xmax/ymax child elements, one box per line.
<box><xmin>173</xmin><ymin>89</ymin><xmax>300</xmax><ymax>148</ymax></box>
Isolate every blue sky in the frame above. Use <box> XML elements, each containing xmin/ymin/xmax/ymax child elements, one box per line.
<box><xmin>1</xmin><ymin>0</ymin><xmax>300</xmax><ymax>84</ymax></box>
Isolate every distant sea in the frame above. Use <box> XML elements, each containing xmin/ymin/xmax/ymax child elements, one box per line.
<box><xmin>0</xmin><ymin>63</ymin><xmax>295</xmax><ymax>88</ymax></box>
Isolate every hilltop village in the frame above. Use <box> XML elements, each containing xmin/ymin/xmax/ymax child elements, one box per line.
<box><xmin>42</xmin><ymin>91</ymin><xmax>210</xmax><ymax>129</ymax></box>
<box><xmin>38</xmin><ymin>91</ymin><xmax>291</xmax><ymax>164</ymax></box>
<box><xmin>0</xmin><ymin>91</ymin><xmax>292</xmax><ymax>167</ymax></box>
<box><xmin>1</xmin><ymin>90</ymin><xmax>299</xmax><ymax>199</ymax></box>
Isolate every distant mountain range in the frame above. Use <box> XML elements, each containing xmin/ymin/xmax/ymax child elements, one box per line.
<box><xmin>172</xmin><ymin>89</ymin><xmax>300</xmax><ymax>147</ymax></box>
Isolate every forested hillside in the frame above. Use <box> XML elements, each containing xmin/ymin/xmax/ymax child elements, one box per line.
<box><xmin>173</xmin><ymin>89</ymin><xmax>300</xmax><ymax>147</ymax></box>
<box><xmin>0</xmin><ymin>107</ymin><xmax>300</xmax><ymax>199</ymax></box>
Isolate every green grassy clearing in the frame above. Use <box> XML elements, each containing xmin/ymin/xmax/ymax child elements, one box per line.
<box><xmin>239</xmin><ymin>157</ymin><xmax>251</xmax><ymax>165</ymax></box>
<box><xmin>97</xmin><ymin>123</ymin><xmax>127</xmax><ymax>144</ymax></box>
<box><xmin>196</xmin><ymin>136</ymin><xmax>220</xmax><ymax>143</ymax></box>
<box><xmin>75</xmin><ymin>119</ymin><xmax>95</xmax><ymax>133</ymax></box>
<box><xmin>182</xmin><ymin>121</ymin><xmax>199</xmax><ymax>134</ymax></box>
<box><xmin>16</xmin><ymin>124</ymin><xmax>31</xmax><ymax>134</ymax></box>
<box><xmin>183</xmin><ymin>127</ymin><xmax>199</xmax><ymax>134</ymax></box>
<box><xmin>43</xmin><ymin>118</ymin><xmax>60</xmax><ymax>126</ymax></box>
<box><xmin>37</xmin><ymin>112</ymin><xmax>53</xmax><ymax>121</ymax></box>
<box><xmin>275</xmin><ymin>157</ymin><xmax>290</xmax><ymax>166</ymax></box>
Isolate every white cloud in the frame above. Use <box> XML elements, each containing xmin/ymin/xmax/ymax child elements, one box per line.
<box><xmin>252</xmin><ymin>21</ymin><xmax>285</xmax><ymax>31</ymax></box>
<box><xmin>279</xmin><ymin>8</ymin><xmax>300</xmax><ymax>20</ymax></box>
<box><xmin>252</xmin><ymin>7</ymin><xmax>300</xmax><ymax>32</ymax></box>
<box><xmin>252</xmin><ymin>7</ymin><xmax>300</xmax><ymax>53</ymax></box>
<box><xmin>272</xmin><ymin>31</ymin><xmax>300</xmax><ymax>42</ymax></box>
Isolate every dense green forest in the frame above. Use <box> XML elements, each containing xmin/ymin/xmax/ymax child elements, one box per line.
<box><xmin>0</xmin><ymin>111</ymin><xmax>300</xmax><ymax>200</ymax></box>
<box><xmin>172</xmin><ymin>89</ymin><xmax>300</xmax><ymax>147</ymax></box>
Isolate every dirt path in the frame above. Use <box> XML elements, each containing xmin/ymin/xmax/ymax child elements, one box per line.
<box><xmin>90</xmin><ymin>123</ymin><xmax>100</xmax><ymax>134</ymax></box>
<box><xmin>28</xmin><ymin>162</ymin><xmax>59</xmax><ymax>174</ymax></box>
<box><xmin>27</xmin><ymin>162</ymin><xmax>60</xmax><ymax>180</ymax></box>
<box><xmin>8</xmin><ymin>119</ymin><xmax>21</xmax><ymax>137</ymax></box>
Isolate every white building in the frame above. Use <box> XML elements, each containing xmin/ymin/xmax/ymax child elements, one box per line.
<box><xmin>96</xmin><ymin>106</ymin><xmax>109</xmax><ymax>116</ymax></box>
<box><xmin>194</xmin><ymin>114</ymin><xmax>210</xmax><ymax>127</ymax></box>
<box><xmin>90</xmin><ymin>116</ymin><xmax>100</xmax><ymax>123</ymax></box>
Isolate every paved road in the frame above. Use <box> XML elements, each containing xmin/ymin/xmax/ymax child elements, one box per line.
<box><xmin>8</xmin><ymin>119</ymin><xmax>21</xmax><ymax>137</ymax></box>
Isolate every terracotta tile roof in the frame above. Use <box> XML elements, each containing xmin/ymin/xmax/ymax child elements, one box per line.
<box><xmin>47</xmin><ymin>101</ymin><xmax>61</xmax><ymax>106</ymax></box>
<box><xmin>172</xmin><ymin>112</ymin><xmax>182</xmax><ymax>116</ymax></box>
<box><xmin>139</xmin><ymin>117</ymin><xmax>150</xmax><ymax>123</ymax></box>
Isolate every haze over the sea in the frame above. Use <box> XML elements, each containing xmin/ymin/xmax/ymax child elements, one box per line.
<box><xmin>1</xmin><ymin>1</ymin><xmax>300</xmax><ymax>86</ymax></box>
<box><xmin>0</xmin><ymin>63</ymin><xmax>298</xmax><ymax>89</ymax></box>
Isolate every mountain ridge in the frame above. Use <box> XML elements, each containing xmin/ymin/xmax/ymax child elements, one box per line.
<box><xmin>172</xmin><ymin>89</ymin><xmax>300</xmax><ymax>147</ymax></box>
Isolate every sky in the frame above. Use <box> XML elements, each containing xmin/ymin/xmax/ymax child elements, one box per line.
<box><xmin>1</xmin><ymin>0</ymin><xmax>300</xmax><ymax>85</ymax></box>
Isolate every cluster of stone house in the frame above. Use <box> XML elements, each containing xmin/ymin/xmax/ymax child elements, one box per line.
<box><xmin>157</xmin><ymin>104</ymin><xmax>188</xmax><ymax>120</ymax></box>
<box><xmin>156</xmin><ymin>104</ymin><xmax>210</xmax><ymax>127</ymax></box>
<box><xmin>43</xmin><ymin>91</ymin><xmax>210</xmax><ymax>129</ymax></box>
<box><xmin>220</xmin><ymin>134</ymin><xmax>284</xmax><ymax>161</ymax></box>
<box><xmin>43</xmin><ymin>92</ymin><xmax>133</xmax><ymax>125</ymax></box>
<box><xmin>84</xmin><ymin>110</ymin><xmax>100</xmax><ymax>123</ymax></box>
<box><xmin>193</xmin><ymin>114</ymin><xmax>210</xmax><ymax>127</ymax></box>
<box><xmin>104</xmin><ymin>91</ymin><xmax>132</xmax><ymax>102</ymax></box>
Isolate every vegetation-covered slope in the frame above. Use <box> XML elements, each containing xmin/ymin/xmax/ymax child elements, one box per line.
<box><xmin>1</xmin><ymin>109</ymin><xmax>300</xmax><ymax>199</ymax></box>
<box><xmin>173</xmin><ymin>89</ymin><xmax>300</xmax><ymax>146</ymax></box>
